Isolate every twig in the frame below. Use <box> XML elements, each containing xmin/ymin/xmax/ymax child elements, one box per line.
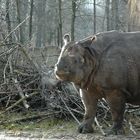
<box><xmin>0</xmin><ymin>92</ymin><xmax>39</xmax><ymax>115</ymax></box>
<box><xmin>59</xmin><ymin>94</ymin><xmax>80</xmax><ymax>125</ymax></box>
<box><xmin>6</xmin><ymin>96</ymin><xmax>11</xmax><ymax>107</ymax></box>
<box><xmin>3</xmin><ymin>16</ymin><xmax>30</xmax><ymax>43</ymax></box>
<box><xmin>0</xmin><ymin>46</ymin><xmax>17</xmax><ymax>57</ymax></box>
<box><xmin>70</xmin><ymin>108</ymin><xmax>84</xmax><ymax>116</ymax></box>
<box><xmin>18</xmin><ymin>45</ymin><xmax>39</xmax><ymax>72</ymax></box>
<box><xmin>8</xmin><ymin>55</ymin><xmax>30</xmax><ymax>109</ymax></box>
<box><xmin>0</xmin><ymin>89</ymin><xmax>40</xmax><ymax>94</ymax></box>
<box><xmin>94</xmin><ymin>117</ymin><xmax>106</xmax><ymax>136</ymax></box>
<box><xmin>12</xmin><ymin>78</ymin><xmax>30</xmax><ymax>109</ymax></box>
<box><xmin>129</xmin><ymin>121</ymin><xmax>137</xmax><ymax>135</ymax></box>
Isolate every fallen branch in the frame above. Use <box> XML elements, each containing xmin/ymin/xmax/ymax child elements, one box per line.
<box><xmin>18</xmin><ymin>45</ymin><xmax>39</xmax><ymax>72</ymax></box>
<box><xmin>95</xmin><ymin>117</ymin><xmax>106</xmax><ymax>136</ymax></box>
<box><xmin>129</xmin><ymin>121</ymin><xmax>137</xmax><ymax>135</ymax></box>
<box><xmin>0</xmin><ymin>111</ymin><xmax>60</xmax><ymax>125</ymax></box>
<box><xmin>8</xmin><ymin>55</ymin><xmax>29</xmax><ymax>109</ymax></box>
<box><xmin>0</xmin><ymin>46</ymin><xmax>17</xmax><ymax>57</ymax></box>
<box><xmin>12</xmin><ymin>78</ymin><xmax>30</xmax><ymax>109</ymax></box>
<box><xmin>0</xmin><ymin>92</ymin><xmax>39</xmax><ymax>115</ymax></box>
<box><xmin>59</xmin><ymin>94</ymin><xmax>80</xmax><ymax>125</ymax></box>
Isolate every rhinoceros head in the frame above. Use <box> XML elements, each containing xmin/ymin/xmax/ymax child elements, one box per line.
<box><xmin>54</xmin><ymin>34</ymin><xmax>97</xmax><ymax>87</ymax></box>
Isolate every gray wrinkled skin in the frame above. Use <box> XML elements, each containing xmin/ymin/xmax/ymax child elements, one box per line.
<box><xmin>54</xmin><ymin>31</ymin><xmax>140</xmax><ymax>135</ymax></box>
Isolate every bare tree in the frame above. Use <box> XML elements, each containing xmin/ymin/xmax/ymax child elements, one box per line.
<box><xmin>111</xmin><ymin>0</ymin><xmax>119</xmax><ymax>30</ymax></box>
<box><xmin>105</xmin><ymin>0</ymin><xmax>110</xmax><ymax>31</ymax></box>
<box><xmin>5</xmin><ymin>0</ymin><xmax>12</xmax><ymax>43</ymax></box>
<box><xmin>29</xmin><ymin>0</ymin><xmax>34</xmax><ymax>41</ymax></box>
<box><xmin>15</xmin><ymin>0</ymin><xmax>24</xmax><ymax>44</ymax></box>
<box><xmin>93</xmin><ymin>0</ymin><xmax>96</xmax><ymax>33</ymax></box>
<box><xmin>35</xmin><ymin>0</ymin><xmax>47</xmax><ymax>47</ymax></box>
<box><xmin>58</xmin><ymin>0</ymin><xmax>62</xmax><ymax>47</ymax></box>
<box><xmin>71</xmin><ymin>0</ymin><xmax>76</xmax><ymax>41</ymax></box>
<box><xmin>128</xmin><ymin>0</ymin><xmax>140</xmax><ymax>31</ymax></box>
<box><xmin>2</xmin><ymin>0</ymin><xmax>138</xmax><ymax>47</ymax></box>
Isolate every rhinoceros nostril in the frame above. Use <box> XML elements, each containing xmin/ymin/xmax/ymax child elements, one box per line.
<box><xmin>64</xmin><ymin>65</ymin><xmax>68</xmax><ymax>70</ymax></box>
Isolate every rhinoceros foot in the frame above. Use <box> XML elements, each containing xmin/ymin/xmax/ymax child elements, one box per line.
<box><xmin>78</xmin><ymin>123</ymin><xmax>94</xmax><ymax>133</ymax></box>
<box><xmin>106</xmin><ymin>127</ymin><xmax>125</xmax><ymax>135</ymax></box>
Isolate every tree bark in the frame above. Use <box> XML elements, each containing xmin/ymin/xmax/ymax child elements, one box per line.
<box><xmin>35</xmin><ymin>0</ymin><xmax>47</xmax><ymax>47</ymax></box>
<box><xmin>58</xmin><ymin>0</ymin><xmax>62</xmax><ymax>47</ymax></box>
<box><xmin>71</xmin><ymin>0</ymin><xmax>76</xmax><ymax>41</ymax></box>
<box><xmin>93</xmin><ymin>0</ymin><xmax>96</xmax><ymax>33</ymax></box>
<box><xmin>114</xmin><ymin>0</ymin><xmax>119</xmax><ymax>30</ymax></box>
<box><xmin>128</xmin><ymin>0</ymin><xmax>140</xmax><ymax>31</ymax></box>
<box><xmin>111</xmin><ymin>0</ymin><xmax>119</xmax><ymax>30</ymax></box>
<box><xmin>5</xmin><ymin>0</ymin><xmax>12</xmax><ymax>44</ymax></box>
<box><xmin>29</xmin><ymin>0</ymin><xmax>34</xmax><ymax>41</ymax></box>
<box><xmin>105</xmin><ymin>0</ymin><xmax>110</xmax><ymax>31</ymax></box>
<box><xmin>15</xmin><ymin>0</ymin><xmax>24</xmax><ymax>44</ymax></box>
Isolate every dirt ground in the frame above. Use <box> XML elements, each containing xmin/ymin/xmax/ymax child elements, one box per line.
<box><xmin>0</xmin><ymin>129</ymin><xmax>140</xmax><ymax>140</ymax></box>
<box><xmin>0</xmin><ymin>131</ymin><xmax>140</xmax><ymax>140</ymax></box>
<box><xmin>0</xmin><ymin>118</ymin><xmax>140</xmax><ymax>140</ymax></box>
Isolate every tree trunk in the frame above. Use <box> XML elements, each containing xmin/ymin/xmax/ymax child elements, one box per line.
<box><xmin>5</xmin><ymin>0</ymin><xmax>12</xmax><ymax>44</ymax></box>
<box><xmin>29</xmin><ymin>0</ymin><xmax>34</xmax><ymax>41</ymax></box>
<box><xmin>15</xmin><ymin>0</ymin><xmax>24</xmax><ymax>44</ymax></box>
<box><xmin>35</xmin><ymin>0</ymin><xmax>47</xmax><ymax>48</ymax></box>
<box><xmin>128</xmin><ymin>0</ymin><xmax>140</xmax><ymax>31</ymax></box>
<box><xmin>57</xmin><ymin>27</ymin><xmax>59</xmax><ymax>47</ymax></box>
<box><xmin>114</xmin><ymin>0</ymin><xmax>119</xmax><ymax>30</ymax></box>
<box><xmin>105</xmin><ymin>0</ymin><xmax>110</xmax><ymax>31</ymax></box>
<box><xmin>71</xmin><ymin>0</ymin><xmax>76</xmax><ymax>41</ymax></box>
<box><xmin>111</xmin><ymin>0</ymin><xmax>119</xmax><ymax>30</ymax></box>
<box><xmin>58</xmin><ymin>0</ymin><xmax>62</xmax><ymax>47</ymax></box>
<box><xmin>93</xmin><ymin>0</ymin><xmax>96</xmax><ymax>34</ymax></box>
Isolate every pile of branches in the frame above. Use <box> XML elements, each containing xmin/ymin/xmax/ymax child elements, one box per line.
<box><xmin>0</xmin><ymin>43</ymin><xmax>41</xmax><ymax>113</ymax></box>
<box><xmin>0</xmin><ymin>43</ymin><xmax>84</xmax><ymax>116</ymax></box>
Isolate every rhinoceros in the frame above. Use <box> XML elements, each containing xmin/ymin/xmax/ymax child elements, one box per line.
<box><xmin>54</xmin><ymin>31</ymin><xmax>140</xmax><ymax>135</ymax></box>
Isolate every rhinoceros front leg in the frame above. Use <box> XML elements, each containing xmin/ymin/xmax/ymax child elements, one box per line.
<box><xmin>105</xmin><ymin>90</ymin><xmax>125</xmax><ymax>135</ymax></box>
<box><xmin>78</xmin><ymin>89</ymin><xmax>98</xmax><ymax>133</ymax></box>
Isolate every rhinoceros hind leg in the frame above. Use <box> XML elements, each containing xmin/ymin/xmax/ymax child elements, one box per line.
<box><xmin>105</xmin><ymin>90</ymin><xmax>126</xmax><ymax>135</ymax></box>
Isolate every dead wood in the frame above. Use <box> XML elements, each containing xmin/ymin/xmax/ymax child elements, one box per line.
<box><xmin>0</xmin><ymin>111</ymin><xmax>60</xmax><ymax>125</ymax></box>
<box><xmin>0</xmin><ymin>92</ymin><xmax>39</xmax><ymax>115</ymax></box>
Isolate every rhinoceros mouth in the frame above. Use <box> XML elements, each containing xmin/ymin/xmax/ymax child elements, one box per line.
<box><xmin>55</xmin><ymin>70</ymin><xmax>70</xmax><ymax>80</ymax></box>
<box><xmin>55</xmin><ymin>75</ymin><xmax>69</xmax><ymax>82</ymax></box>
<box><xmin>55</xmin><ymin>71</ymin><xmax>70</xmax><ymax>76</ymax></box>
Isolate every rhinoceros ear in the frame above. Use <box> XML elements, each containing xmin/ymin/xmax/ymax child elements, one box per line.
<box><xmin>91</xmin><ymin>35</ymin><xmax>97</xmax><ymax>42</ymax></box>
<box><xmin>63</xmin><ymin>34</ymin><xmax>71</xmax><ymax>45</ymax></box>
<box><xmin>78</xmin><ymin>35</ymin><xmax>97</xmax><ymax>48</ymax></box>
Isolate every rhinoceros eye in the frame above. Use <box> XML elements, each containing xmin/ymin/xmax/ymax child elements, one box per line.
<box><xmin>73</xmin><ymin>57</ymin><xmax>83</xmax><ymax>64</ymax></box>
<box><xmin>74</xmin><ymin>59</ymin><xmax>78</xmax><ymax>64</ymax></box>
<box><xmin>68</xmin><ymin>47</ymin><xmax>73</xmax><ymax>52</ymax></box>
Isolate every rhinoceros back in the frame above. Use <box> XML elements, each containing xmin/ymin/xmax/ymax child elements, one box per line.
<box><xmin>94</xmin><ymin>31</ymin><xmax>140</xmax><ymax>97</ymax></box>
